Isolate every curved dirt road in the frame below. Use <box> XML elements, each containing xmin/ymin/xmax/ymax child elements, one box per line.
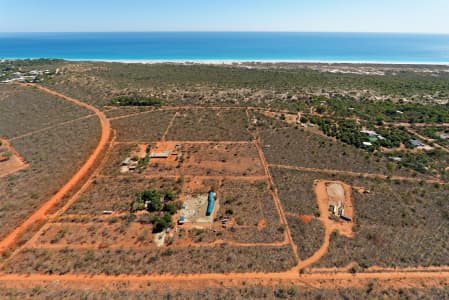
<box><xmin>0</xmin><ymin>84</ymin><xmax>110</xmax><ymax>252</ymax></box>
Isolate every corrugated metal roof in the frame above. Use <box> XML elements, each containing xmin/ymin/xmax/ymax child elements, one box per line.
<box><xmin>150</xmin><ymin>150</ymin><xmax>171</xmax><ymax>158</ymax></box>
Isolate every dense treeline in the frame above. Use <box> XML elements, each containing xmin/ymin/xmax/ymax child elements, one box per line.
<box><xmin>111</xmin><ymin>95</ymin><xmax>162</xmax><ymax>106</ymax></box>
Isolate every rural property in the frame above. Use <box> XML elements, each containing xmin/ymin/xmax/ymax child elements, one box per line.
<box><xmin>0</xmin><ymin>60</ymin><xmax>448</xmax><ymax>298</ymax></box>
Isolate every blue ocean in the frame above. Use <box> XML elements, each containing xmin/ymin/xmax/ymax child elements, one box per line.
<box><xmin>0</xmin><ymin>32</ymin><xmax>449</xmax><ymax>63</ymax></box>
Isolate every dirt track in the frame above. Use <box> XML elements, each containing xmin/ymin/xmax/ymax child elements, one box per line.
<box><xmin>0</xmin><ymin>270</ymin><xmax>447</xmax><ymax>290</ymax></box>
<box><xmin>0</xmin><ymin>84</ymin><xmax>111</xmax><ymax>252</ymax></box>
<box><xmin>270</xmin><ymin>164</ymin><xmax>449</xmax><ymax>185</ymax></box>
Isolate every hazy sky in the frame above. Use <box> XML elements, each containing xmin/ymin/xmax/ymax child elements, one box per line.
<box><xmin>1</xmin><ymin>0</ymin><xmax>449</xmax><ymax>33</ymax></box>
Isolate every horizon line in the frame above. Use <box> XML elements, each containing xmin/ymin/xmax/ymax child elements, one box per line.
<box><xmin>1</xmin><ymin>30</ymin><xmax>449</xmax><ymax>35</ymax></box>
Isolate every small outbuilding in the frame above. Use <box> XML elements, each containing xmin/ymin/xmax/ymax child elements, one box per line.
<box><xmin>410</xmin><ymin>139</ymin><xmax>425</xmax><ymax>147</ymax></box>
<box><xmin>178</xmin><ymin>214</ymin><xmax>186</xmax><ymax>225</ymax></box>
<box><xmin>150</xmin><ymin>150</ymin><xmax>171</xmax><ymax>158</ymax></box>
<box><xmin>362</xmin><ymin>142</ymin><xmax>373</xmax><ymax>147</ymax></box>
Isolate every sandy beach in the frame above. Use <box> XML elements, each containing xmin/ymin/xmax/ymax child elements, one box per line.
<box><xmin>67</xmin><ymin>58</ymin><xmax>449</xmax><ymax>66</ymax></box>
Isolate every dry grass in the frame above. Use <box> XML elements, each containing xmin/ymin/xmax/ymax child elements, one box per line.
<box><xmin>270</xmin><ymin>167</ymin><xmax>319</xmax><ymax>215</ymax></box>
<box><xmin>182</xmin><ymin>179</ymin><xmax>284</xmax><ymax>244</ymax></box>
<box><xmin>287</xmin><ymin>216</ymin><xmax>325</xmax><ymax>260</ymax></box>
<box><xmin>111</xmin><ymin>110</ymin><xmax>175</xmax><ymax>142</ymax></box>
<box><xmin>166</xmin><ymin>109</ymin><xmax>252</xmax><ymax>141</ymax></box>
<box><xmin>141</xmin><ymin>142</ymin><xmax>265</xmax><ymax>177</ymax></box>
<box><xmin>0</xmin><ymin>85</ymin><xmax>91</xmax><ymax>139</ymax></box>
<box><xmin>0</xmin><ymin>117</ymin><xmax>101</xmax><ymax>240</ymax></box>
<box><xmin>104</xmin><ymin>106</ymin><xmax>156</xmax><ymax>119</ymax></box>
<box><xmin>34</xmin><ymin>222</ymin><xmax>154</xmax><ymax>248</ymax></box>
<box><xmin>0</xmin><ymin>281</ymin><xmax>449</xmax><ymax>300</ymax></box>
<box><xmin>3</xmin><ymin>245</ymin><xmax>296</xmax><ymax>274</ymax></box>
<box><xmin>292</xmin><ymin>173</ymin><xmax>449</xmax><ymax>269</ymax></box>
<box><xmin>66</xmin><ymin>176</ymin><xmax>181</xmax><ymax>214</ymax></box>
<box><xmin>179</xmin><ymin>143</ymin><xmax>264</xmax><ymax>177</ymax></box>
<box><xmin>1</xmin><ymin>284</ymin><xmax>448</xmax><ymax>300</ymax></box>
<box><xmin>100</xmin><ymin>143</ymin><xmax>137</xmax><ymax>176</ymax></box>
<box><xmin>261</xmin><ymin>127</ymin><xmax>415</xmax><ymax>177</ymax></box>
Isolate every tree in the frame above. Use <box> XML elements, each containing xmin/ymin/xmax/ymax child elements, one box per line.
<box><xmin>151</xmin><ymin>212</ymin><xmax>173</xmax><ymax>233</ymax></box>
<box><xmin>151</xmin><ymin>216</ymin><xmax>168</xmax><ymax>233</ymax></box>
<box><xmin>142</xmin><ymin>189</ymin><xmax>162</xmax><ymax>211</ymax></box>
<box><xmin>164</xmin><ymin>189</ymin><xmax>177</xmax><ymax>201</ymax></box>
<box><xmin>163</xmin><ymin>202</ymin><xmax>181</xmax><ymax>215</ymax></box>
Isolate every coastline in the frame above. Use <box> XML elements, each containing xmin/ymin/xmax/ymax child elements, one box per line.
<box><xmin>3</xmin><ymin>57</ymin><xmax>449</xmax><ymax>67</ymax></box>
<box><xmin>66</xmin><ymin>58</ymin><xmax>449</xmax><ymax>66</ymax></box>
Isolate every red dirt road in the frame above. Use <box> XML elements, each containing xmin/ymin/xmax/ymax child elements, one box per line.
<box><xmin>0</xmin><ymin>84</ymin><xmax>111</xmax><ymax>252</ymax></box>
<box><xmin>0</xmin><ymin>270</ymin><xmax>447</xmax><ymax>289</ymax></box>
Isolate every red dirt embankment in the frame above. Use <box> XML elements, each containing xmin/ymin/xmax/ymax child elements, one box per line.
<box><xmin>0</xmin><ymin>84</ymin><xmax>110</xmax><ymax>252</ymax></box>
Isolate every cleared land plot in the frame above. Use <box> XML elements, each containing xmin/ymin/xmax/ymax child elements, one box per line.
<box><xmin>3</xmin><ymin>245</ymin><xmax>296</xmax><ymax>274</ymax></box>
<box><xmin>0</xmin><ymin>153</ymin><xmax>25</xmax><ymax>178</ymax></box>
<box><xmin>145</xmin><ymin>143</ymin><xmax>265</xmax><ymax>177</ymax></box>
<box><xmin>287</xmin><ymin>216</ymin><xmax>325</xmax><ymax>261</ymax></box>
<box><xmin>33</xmin><ymin>222</ymin><xmax>154</xmax><ymax>248</ymax></box>
<box><xmin>66</xmin><ymin>176</ymin><xmax>181</xmax><ymax>215</ymax></box>
<box><xmin>165</xmin><ymin>109</ymin><xmax>252</xmax><ymax>141</ymax></box>
<box><xmin>0</xmin><ymin>85</ymin><xmax>91</xmax><ymax>138</ymax></box>
<box><xmin>270</xmin><ymin>167</ymin><xmax>319</xmax><ymax>215</ymax></box>
<box><xmin>261</xmin><ymin>127</ymin><xmax>412</xmax><ymax>176</ymax></box>
<box><xmin>0</xmin><ymin>117</ymin><xmax>101</xmax><ymax>240</ymax></box>
<box><xmin>182</xmin><ymin>179</ymin><xmax>284</xmax><ymax>244</ymax></box>
<box><xmin>0</xmin><ymin>140</ymin><xmax>27</xmax><ymax>178</ymax></box>
<box><xmin>100</xmin><ymin>143</ymin><xmax>137</xmax><ymax>176</ymax></box>
<box><xmin>111</xmin><ymin>110</ymin><xmax>175</xmax><ymax>142</ymax></box>
<box><xmin>170</xmin><ymin>177</ymin><xmax>284</xmax><ymax>244</ymax></box>
<box><xmin>182</xmin><ymin>143</ymin><xmax>264</xmax><ymax>176</ymax></box>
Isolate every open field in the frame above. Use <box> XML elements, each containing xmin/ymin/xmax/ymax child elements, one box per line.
<box><xmin>104</xmin><ymin>106</ymin><xmax>156</xmax><ymax>119</ymax></box>
<box><xmin>32</xmin><ymin>221</ymin><xmax>155</xmax><ymax>248</ymax></box>
<box><xmin>165</xmin><ymin>108</ymin><xmax>252</xmax><ymax>141</ymax></box>
<box><xmin>270</xmin><ymin>167</ymin><xmax>319</xmax><ymax>215</ymax></box>
<box><xmin>0</xmin><ymin>113</ymin><xmax>101</xmax><ymax>241</ymax></box>
<box><xmin>140</xmin><ymin>142</ymin><xmax>265</xmax><ymax>177</ymax></box>
<box><xmin>111</xmin><ymin>110</ymin><xmax>175</xmax><ymax>142</ymax></box>
<box><xmin>3</xmin><ymin>245</ymin><xmax>296</xmax><ymax>275</ymax></box>
<box><xmin>0</xmin><ymin>85</ymin><xmax>91</xmax><ymax>139</ymax></box>
<box><xmin>287</xmin><ymin>216</ymin><xmax>325</xmax><ymax>261</ymax></box>
<box><xmin>178</xmin><ymin>143</ymin><xmax>264</xmax><ymax>176</ymax></box>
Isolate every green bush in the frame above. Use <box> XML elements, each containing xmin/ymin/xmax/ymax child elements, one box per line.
<box><xmin>163</xmin><ymin>201</ymin><xmax>182</xmax><ymax>215</ymax></box>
